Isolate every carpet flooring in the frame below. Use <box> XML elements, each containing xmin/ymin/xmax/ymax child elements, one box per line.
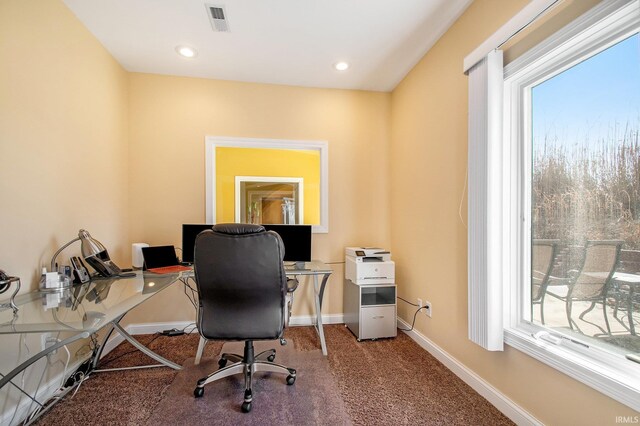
<box><xmin>148</xmin><ymin>340</ymin><xmax>350</xmax><ymax>425</ymax></box>
<box><xmin>35</xmin><ymin>325</ymin><xmax>513</xmax><ymax>425</ymax></box>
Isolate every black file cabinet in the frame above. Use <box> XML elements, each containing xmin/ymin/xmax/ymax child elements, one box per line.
<box><xmin>344</xmin><ymin>279</ymin><xmax>397</xmax><ymax>341</ymax></box>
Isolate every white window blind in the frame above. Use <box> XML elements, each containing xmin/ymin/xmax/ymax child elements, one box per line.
<box><xmin>467</xmin><ymin>50</ymin><xmax>504</xmax><ymax>351</ymax></box>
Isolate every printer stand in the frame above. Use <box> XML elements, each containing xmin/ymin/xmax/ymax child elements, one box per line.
<box><xmin>344</xmin><ymin>279</ymin><xmax>397</xmax><ymax>341</ymax></box>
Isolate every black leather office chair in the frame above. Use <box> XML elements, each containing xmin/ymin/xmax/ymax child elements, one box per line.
<box><xmin>192</xmin><ymin>224</ymin><xmax>296</xmax><ymax>413</ymax></box>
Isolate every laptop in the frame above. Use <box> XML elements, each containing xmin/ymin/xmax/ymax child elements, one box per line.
<box><xmin>141</xmin><ymin>245</ymin><xmax>192</xmax><ymax>274</ymax></box>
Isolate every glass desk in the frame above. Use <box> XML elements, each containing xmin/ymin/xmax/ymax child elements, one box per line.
<box><xmin>0</xmin><ymin>271</ymin><xmax>185</xmax><ymax>415</ymax></box>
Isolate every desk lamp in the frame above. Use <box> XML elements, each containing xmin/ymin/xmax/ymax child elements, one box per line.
<box><xmin>50</xmin><ymin>229</ymin><xmax>134</xmax><ymax>278</ymax></box>
<box><xmin>51</xmin><ymin>229</ymin><xmax>100</xmax><ymax>271</ymax></box>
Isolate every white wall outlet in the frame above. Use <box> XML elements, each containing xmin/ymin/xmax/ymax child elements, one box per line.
<box><xmin>417</xmin><ymin>298</ymin><xmax>423</xmax><ymax>310</ymax></box>
<box><xmin>424</xmin><ymin>301</ymin><xmax>432</xmax><ymax>317</ymax></box>
<box><xmin>41</xmin><ymin>332</ymin><xmax>51</xmax><ymax>351</ymax></box>
<box><xmin>41</xmin><ymin>332</ymin><xmax>59</xmax><ymax>357</ymax></box>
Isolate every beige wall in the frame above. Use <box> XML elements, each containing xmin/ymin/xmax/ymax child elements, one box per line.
<box><xmin>0</xmin><ymin>0</ymin><xmax>129</xmax><ymax>291</ymax></box>
<box><xmin>124</xmin><ymin>73</ymin><xmax>391</xmax><ymax>323</ymax></box>
<box><xmin>389</xmin><ymin>0</ymin><xmax>634</xmax><ymax>424</ymax></box>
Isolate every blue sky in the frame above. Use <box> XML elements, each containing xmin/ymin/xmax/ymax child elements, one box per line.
<box><xmin>532</xmin><ymin>32</ymin><xmax>640</xmax><ymax>151</ymax></box>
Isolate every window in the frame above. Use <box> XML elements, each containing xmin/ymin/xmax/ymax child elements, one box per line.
<box><xmin>503</xmin><ymin>1</ymin><xmax>640</xmax><ymax>410</ymax></box>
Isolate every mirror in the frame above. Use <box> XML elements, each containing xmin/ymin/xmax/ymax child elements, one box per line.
<box><xmin>236</xmin><ymin>177</ymin><xmax>303</xmax><ymax>224</ymax></box>
<box><xmin>205</xmin><ymin>137</ymin><xmax>328</xmax><ymax>233</ymax></box>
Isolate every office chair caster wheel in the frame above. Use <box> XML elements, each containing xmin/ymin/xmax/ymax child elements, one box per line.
<box><xmin>267</xmin><ymin>354</ymin><xmax>275</xmax><ymax>362</ymax></box>
<box><xmin>241</xmin><ymin>402</ymin><xmax>252</xmax><ymax>413</ymax></box>
<box><xmin>218</xmin><ymin>358</ymin><xmax>227</xmax><ymax>368</ymax></box>
<box><xmin>194</xmin><ymin>387</ymin><xmax>204</xmax><ymax>398</ymax></box>
<box><xmin>286</xmin><ymin>375</ymin><xmax>296</xmax><ymax>385</ymax></box>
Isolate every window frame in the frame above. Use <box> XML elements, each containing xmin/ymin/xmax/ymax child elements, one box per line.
<box><xmin>502</xmin><ymin>0</ymin><xmax>640</xmax><ymax>411</ymax></box>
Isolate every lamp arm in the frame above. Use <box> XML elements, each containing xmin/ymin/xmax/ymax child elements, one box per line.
<box><xmin>50</xmin><ymin>237</ymin><xmax>81</xmax><ymax>272</ymax></box>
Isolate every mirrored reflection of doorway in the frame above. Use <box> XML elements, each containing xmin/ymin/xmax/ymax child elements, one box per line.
<box><xmin>235</xmin><ymin>177</ymin><xmax>304</xmax><ymax>225</ymax></box>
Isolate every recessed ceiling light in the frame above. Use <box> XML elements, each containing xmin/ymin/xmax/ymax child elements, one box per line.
<box><xmin>334</xmin><ymin>62</ymin><xmax>350</xmax><ymax>71</ymax></box>
<box><xmin>176</xmin><ymin>45</ymin><xmax>198</xmax><ymax>58</ymax></box>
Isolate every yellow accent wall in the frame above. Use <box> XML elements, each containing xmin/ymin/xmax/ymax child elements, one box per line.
<box><xmin>390</xmin><ymin>0</ymin><xmax>630</xmax><ymax>423</ymax></box>
<box><xmin>215</xmin><ymin>147</ymin><xmax>320</xmax><ymax>224</ymax></box>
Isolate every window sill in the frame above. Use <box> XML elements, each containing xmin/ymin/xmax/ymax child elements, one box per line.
<box><xmin>504</xmin><ymin>326</ymin><xmax>640</xmax><ymax>411</ymax></box>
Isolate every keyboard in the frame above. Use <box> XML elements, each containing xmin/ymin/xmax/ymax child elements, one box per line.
<box><xmin>147</xmin><ymin>265</ymin><xmax>192</xmax><ymax>274</ymax></box>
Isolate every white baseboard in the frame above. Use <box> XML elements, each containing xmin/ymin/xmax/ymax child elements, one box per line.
<box><xmin>119</xmin><ymin>315</ymin><xmax>344</xmax><ymax>335</ymax></box>
<box><xmin>397</xmin><ymin>318</ymin><xmax>540</xmax><ymax>426</ymax></box>
<box><xmin>289</xmin><ymin>313</ymin><xmax>344</xmax><ymax>326</ymax></box>
<box><xmin>126</xmin><ymin>321</ymin><xmax>197</xmax><ymax>336</ymax></box>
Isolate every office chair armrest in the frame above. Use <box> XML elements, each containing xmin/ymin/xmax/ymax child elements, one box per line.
<box><xmin>283</xmin><ymin>278</ymin><xmax>299</xmax><ymax>328</ymax></box>
<box><xmin>286</xmin><ymin>277</ymin><xmax>299</xmax><ymax>292</ymax></box>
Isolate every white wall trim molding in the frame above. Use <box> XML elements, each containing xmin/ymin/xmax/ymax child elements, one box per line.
<box><xmin>288</xmin><ymin>314</ymin><xmax>344</xmax><ymax>327</ymax></box>
<box><xmin>397</xmin><ymin>318</ymin><xmax>541</xmax><ymax>426</ymax></box>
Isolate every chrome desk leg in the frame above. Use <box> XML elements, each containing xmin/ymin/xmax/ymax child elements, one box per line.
<box><xmin>195</xmin><ymin>336</ymin><xmax>207</xmax><ymax>365</ymax></box>
<box><xmin>93</xmin><ymin>314</ymin><xmax>182</xmax><ymax>372</ymax></box>
<box><xmin>106</xmin><ymin>322</ymin><xmax>182</xmax><ymax>370</ymax></box>
<box><xmin>92</xmin><ymin>322</ymin><xmax>117</xmax><ymax>371</ymax></box>
<box><xmin>313</xmin><ymin>273</ymin><xmax>329</xmax><ymax>356</ymax></box>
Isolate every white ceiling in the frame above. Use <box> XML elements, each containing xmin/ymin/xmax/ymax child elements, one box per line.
<box><xmin>62</xmin><ymin>0</ymin><xmax>472</xmax><ymax>92</ymax></box>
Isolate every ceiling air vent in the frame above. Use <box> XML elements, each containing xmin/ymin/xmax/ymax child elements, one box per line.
<box><xmin>206</xmin><ymin>4</ymin><xmax>230</xmax><ymax>32</ymax></box>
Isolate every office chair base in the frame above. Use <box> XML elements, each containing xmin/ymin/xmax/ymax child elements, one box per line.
<box><xmin>193</xmin><ymin>341</ymin><xmax>296</xmax><ymax>412</ymax></box>
<box><xmin>218</xmin><ymin>348</ymin><xmax>276</xmax><ymax>368</ymax></box>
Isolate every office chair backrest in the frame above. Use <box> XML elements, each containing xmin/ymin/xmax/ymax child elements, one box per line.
<box><xmin>194</xmin><ymin>223</ymin><xmax>287</xmax><ymax>340</ymax></box>
<box><xmin>572</xmin><ymin>240</ymin><xmax>623</xmax><ymax>299</ymax></box>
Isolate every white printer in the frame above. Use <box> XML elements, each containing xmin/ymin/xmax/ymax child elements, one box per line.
<box><xmin>345</xmin><ymin>247</ymin><xmax>395</xmax><ymax>285</ymax></box>
<box><xmin>344</xmin><ymin>247</ymin><xmax>397</xmax><ymax>341</ymax></box>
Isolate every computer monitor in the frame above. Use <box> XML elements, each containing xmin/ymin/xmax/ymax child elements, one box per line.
<box><xmin>181</xmin><ymin>224</ymin><xmax>214</xmax><ymax>264</ymax></box>
<box><xmin>262</xmin><ymin>224</ymin><xmax>312</xmax><ymax>262</ymax></box>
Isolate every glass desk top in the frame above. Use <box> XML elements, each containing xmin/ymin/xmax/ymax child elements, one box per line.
<box><xmin>283</xmin><ymin>260</ymin><xmax>333</xmax><ymax>275</ymax></box>
<box><xmin>0</xmin><ymin>271</ymin><xmax>184</xmax><ymax>335</ymax></box>
<box><xmin>0</xmin><ymin>262</ymin><xmax>333</xmax><ymax>335</ymax></box>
